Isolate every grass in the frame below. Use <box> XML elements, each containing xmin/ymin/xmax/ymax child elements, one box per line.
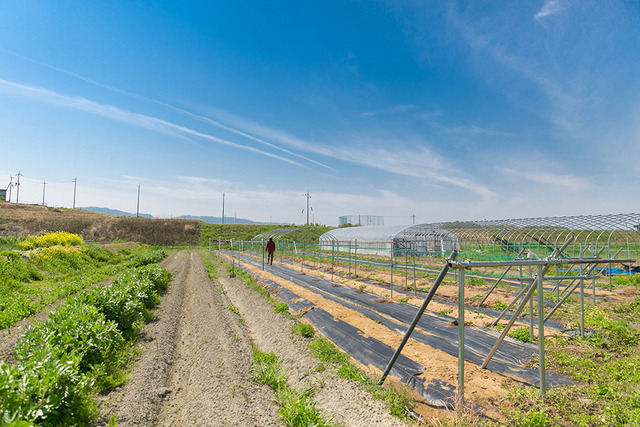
<box><xmin>292</xmin><ymin>323</ymin><xmax>315</xmax><ymax>338</ymax></box>
<box><xmin>252</xmin><ymin>347</ymin><xmax>337</xmax><ymax>427</ymax></box>
<box><xmin>504</xmin><ymin>296</ymin><xmax>640</xmax><ymax>426</ymax></box>
<box><xmin>308</xmin><ymin>336</ymin><xmax>414</xmax><ymax>421</ymax></box>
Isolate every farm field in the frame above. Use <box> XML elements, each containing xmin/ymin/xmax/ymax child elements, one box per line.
<box><xmin>94</xmin><ymin>250</ymin><xmax>407</xmax><ymax>426</ymax></box>
<box><xmin>1</xmin><ymin>216</ymin><xmax>640</xmax><ymax>425</ymax></box>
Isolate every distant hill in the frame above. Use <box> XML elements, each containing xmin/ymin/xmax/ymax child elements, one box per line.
<box><xmin>80</xmin><ymin>206</ymin><xmax>154</xmax><ymax>219</ymax></box>
<box><xmin>176</xmin><ymin>215</ymin><xmax>274</xmax><ymax>225</ymax></box>
<box><xmin>79</xmin><ymin>207</ymin><xmax>276</xmax><ymax>225</ymax></box>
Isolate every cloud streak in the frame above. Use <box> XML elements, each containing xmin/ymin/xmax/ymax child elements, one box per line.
<box><xmin>1</xmin><ymin>49</ymin><xmax>332</xmax><ymax>170</ymax></box>
<box><xmin>499</xmin><ymin>167</ymin><xmax>590</xmax><ymax>191</ymax></box>
<box><xmin>213</xmin><ymin>112</ymin><xmax>496</xmax><ymax>198</ymax></box>
<box><xmin>534</xmin><ymin>0</ymin><xmax>565</xmax><ymax>20</ymax></box>
<box><xmin>0</xmin><ymin>78</ymin><xmax>309</xmax><ymax>168</ymax></box>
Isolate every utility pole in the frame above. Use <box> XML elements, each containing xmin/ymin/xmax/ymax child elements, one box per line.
<box><xmin>136</xmin><ymin>184</ymin><xmax>140</xmax><ymax>217</ymax></box>
<box><xmin>42</xmin><ymin>181</ymin><xmax>47</xmax><ymax>206</ymax></box>
<box><xmin>412</xmin><ymin>213</ymin><xmax>416</xmax><ymax>224</ymax></box>
<box><xmin>73</xmin><ymin>177</ymin><xmax>77</xmax><ymax>209</ymax></box>
<box><xmin>15</xmin><ymin>172</ymin><xmax>21</xmax><ymax>204</ymax></box>
<box><xmin>222</xmin><ymin>193</ymin><xmax>225</xmax><ymax>224</ymax></box>
<box><xmin>304</xmin><ymin>191</ymin><xmax>311</xmax><ymax>226</ymax></box>
<box><xmin>7</xmin><ymin>175</ymin><xmax>13</xmax><ymax>203</ymax></box>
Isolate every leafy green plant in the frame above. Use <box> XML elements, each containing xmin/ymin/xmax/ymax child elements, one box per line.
<box><xmin>0</xmin><ymin>351</ymin><xmax>95</xmax><ymax>426</ymax></box>
<box><xmin>292</xmin><ymin>323</ymin><xmax>315</xmax><ymax>338</ymax></box>
<box><xmin>2</xmin><ymin>262</ymin><xmax>171</xmax><ymax>425</ymax></box>
<box><xmin>508</xmin><ymin>327</ymin><xmax>534</xmax><ymax>343</ymax></box>
<box><xmin>14</xmin><ymin>301</ymin><xmax>125</xmax><ymax>375</ymax></box>
<box><xmin>492</xmin><ymin>301</ymin><xmax>509</xmax><ymax>311</ymax></box>
<box><xmin>468</xmin><ymin>277</ymin><xmax>485</xmax><ymax>287</ymax></box>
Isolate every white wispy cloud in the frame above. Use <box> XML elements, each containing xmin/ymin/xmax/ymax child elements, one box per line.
<box><xmin>447</xmin><ymin>5</ymin><xmax>583</xmax><ymax>131</ymax></box>
<box><xmin>0</xmin><ymin>50</ymin><xmax>332</xmax><ymax>170</ymax></box>
<box><xmin>208</xmin><ymin>109</ymin><xmax>496</xmax><ymax>198</ymax></box>
<box><xmin>0</xmin><ymin>78</ymin><xmax>309</xmax><ymax>168</ymax></box>
<box><xmin>534</xmin><ymin>0</ymin><xmax>565</xmax><ymax>20</ymax></box>
<box><xmin>499</xmin><ymin>167</ymin><xmax>590</xmax><ymax>191</ymax></box>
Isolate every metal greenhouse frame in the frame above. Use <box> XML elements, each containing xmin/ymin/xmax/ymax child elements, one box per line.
<box><xmin>319</xmin><ymin>213</ymin><xmax>640</xmax><ymax>264</ymax></box>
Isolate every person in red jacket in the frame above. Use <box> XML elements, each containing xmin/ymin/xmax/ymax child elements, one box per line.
<box><xmin>266</xmin><ymin>237</ymin><xmax>276</xmax><ymax>265</ymax></box>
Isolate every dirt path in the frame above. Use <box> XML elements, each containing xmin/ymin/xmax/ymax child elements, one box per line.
<box><xmin>96</xmin><ymin>250</ymin><xmax>406</xmax><ymax>426</ymax></box>
<box><xmin>96</xmin><ymin>250</ymin><xmax>278</xmax><ymax>426</ymax></box>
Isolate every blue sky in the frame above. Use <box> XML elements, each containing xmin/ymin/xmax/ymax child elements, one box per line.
<box><xmin>1</xmin><ymin>1</ymin><xmax>638</xmax><ymax>226</ymax></box>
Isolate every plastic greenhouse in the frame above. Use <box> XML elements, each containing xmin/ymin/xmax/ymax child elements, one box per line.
<box><xmin>319</xmin><ymin>213</ymin><xmax>640</xmax><ymax>263</ymax></box>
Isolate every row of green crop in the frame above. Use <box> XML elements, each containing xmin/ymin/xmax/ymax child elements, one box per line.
<box><xmin>0</xmin><ymin>264</ymin><xmax>171</xmax><ymax>426</ymax></box>
<box><xmin>0</xmin><ymin>246</ymin><xmax>167</xmax><ymax>329</ymax></box>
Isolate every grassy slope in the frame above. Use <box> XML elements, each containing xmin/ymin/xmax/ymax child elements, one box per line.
<box><xmin>0</xmin><ymin>202</ymin><xmax>201</xmax><ymax>246</ymax></box>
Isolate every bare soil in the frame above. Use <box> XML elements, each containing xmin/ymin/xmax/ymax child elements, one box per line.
<box><xmin>94</xmin><ymin>250</ymin><xmax>406</xmax><ymax>426</ymax></box>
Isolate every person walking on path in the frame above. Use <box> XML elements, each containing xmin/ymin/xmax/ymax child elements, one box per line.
<box><xmin>266</xmin><ymin>238</ymin><xmax>276</xmax><ymax>265</ymax></box>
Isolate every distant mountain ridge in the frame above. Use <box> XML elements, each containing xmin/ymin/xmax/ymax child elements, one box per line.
<box><xmin>80</xmin><ymin>206</ymin><xmax>153</xmax><ymax>218</ymax></box>
<box><xmin>79</xmin><ymin>207</ymin><xmax>271</xmax><ymax>224</ymax></box>
<box><xmin>176</xmin><ymin>215</ymin><xmax>272</xmax><ymax>225</ymax></box>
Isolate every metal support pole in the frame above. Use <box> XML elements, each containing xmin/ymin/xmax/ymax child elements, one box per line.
<box><xmin>481</xmin><ymin>238</ymin><xmax>573</xmax><ymax>368</ymax></box>
<box><xmin>580</xmin><ymin>268</ymin><xmax>585</xmax><ymax>338</ymax></box>
<box><xmin>331</xmin><ymin>240</ymin><xmax>335</xmax><ymax>282</ymax></box>
<box><xmin>262</xmin><ymin>239</ymin><xmax>265</xmax><ymax>270</ymax></box>
<box><xmin>490</xmin><ymin>283</ymin><xmax>530</xmax><ymax>327</ymax></box>
<box><xmin>457</xmin><ymin>267</ymin><xmax>465</xmax><ymax>413</ymax></box>
<box><xmin>413</xmin><ymin>244</ymin><xmax>416</xmax><ymax>296</ymax></box>
<box><xmin>354</xmin><ymin>239</ymin><xmax>358</xmax><ymax>278</ymax></box>
<box><xmin>390</xmin><ymin>246</ymin><xmax>394</xmax><ymax>299</ymax></box>
<box><xmin>529</xmin><ymin>265</ymin><xmax>534</xmax><ymax>342</ymax></box>
<box><xmin>405</xmin><ymin>250</ymin><xmax>408</xmax><ymax>290</ymax></box>
<box><xmin>537</xmin><ymin>264</ymin><xmax>546</xmax><ymax>396</ymax></box>
<box><xmin>379</xmin><ymin>251</ymin><xmax>457</xmax><ymax>385</ymax></box>
<box><xmin>482</xmin><ymin>274</ymin><xmax>541</xmax><ymax>369</ymax></box>
<box><xmin>479</xmin><ymin>248</ymin><xmax>526</xmax><ymax>307</ymax></box>
<box><xmin>348</xmin><ymin>242</ymin><xmax>351</xmax><ymax>277</ymax></box>
<box><xmin>302</xmin><ymin>241</ymin><xmax>305</xmax><ymax>272</ymax></box>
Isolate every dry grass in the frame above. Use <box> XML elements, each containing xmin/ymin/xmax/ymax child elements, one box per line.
<box><xmin>0</xmin><ymin>202</ymin><xmax>201</xmax><ymax>246</ymax></box>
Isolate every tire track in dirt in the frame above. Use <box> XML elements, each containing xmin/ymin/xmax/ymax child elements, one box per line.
<box><xmin>96</xmin><ymin>250</ymin><xmax>278</xmax><ymax>426</ymax></box>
